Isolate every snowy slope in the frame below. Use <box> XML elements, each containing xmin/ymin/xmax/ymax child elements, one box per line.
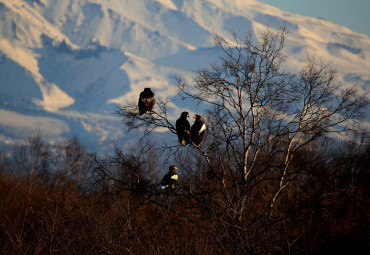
<box><xmin>0</xmin><ymin>0</ymin><xmax>369</xmax><ymax>152</ymax></box>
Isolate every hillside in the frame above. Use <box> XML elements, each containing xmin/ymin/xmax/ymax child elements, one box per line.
<box><xmin>0</xmin><ymin>0</ymin><xmax>369</xmax><ymax>151</ymax></box>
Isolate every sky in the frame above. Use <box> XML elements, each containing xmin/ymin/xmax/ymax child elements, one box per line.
<box><xmin>258</xmin><ymin>0</ymin><xmax>370</xmax><ymax>38</ymax></box>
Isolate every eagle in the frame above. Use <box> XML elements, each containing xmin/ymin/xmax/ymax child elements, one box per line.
<box><xmin>161</xmin><ymin>165</ymin><xmax>178</xmax><ymax>190</ymax></box>
<box><xmin>191</xmin><ymin>114</ymin><xmax>206</xmax><ymax>145</ymax></box>
<box><xmin>138</xmin><ymin>88</ymin><xmax>155</xmax><ymax>115</ymax></box>
<box><xmin>176</xmin><ymin>111</ymin><xmax>191</xmax><ymax>145</ymax></box>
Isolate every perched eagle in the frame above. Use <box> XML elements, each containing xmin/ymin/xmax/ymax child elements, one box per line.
<box><xmin>161</xmin><ymin>165</ymin><xmax>178</xmax><ymax>190</ymax></box>
<box><xmin>176</xmin><ymin>111</ymin><xmax>191</xmax><ymax>145</ymax></box>
<box><xmin>138</xmin><ymin>88</ymin><xmax>155</xmax><ymax>115</ymax></box>
<box><xmin>191</xmin><ymin>114</ymin><xmax>206</xmax><ymax>145</ymax></box>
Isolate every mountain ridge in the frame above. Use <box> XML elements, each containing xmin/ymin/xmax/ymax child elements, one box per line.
<box><xmin>0</xmin><ymin>0</ymin><xmax>369</xmax><ymax>152</ymax></box>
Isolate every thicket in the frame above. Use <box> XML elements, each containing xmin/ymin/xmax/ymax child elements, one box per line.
<box><xmin>1</xmin><ymin>27</ymin><xmax>369</xmax><ymax>254</ymax></box>
<box><xmin>0</xmin><ymin>134</ymin><xmax>368</xmax><ymax>254</ymax></box>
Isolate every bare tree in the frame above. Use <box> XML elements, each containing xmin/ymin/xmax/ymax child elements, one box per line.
<box><xmin>116</xmin><ymin>98</ymin><xmax>177</xmax><ymax>138</ymax></box>
<box><xmin>113</xmin><ymin>27</ymin><xmax>369</xmax><ymax>252</ymax></box>
<box><xmin>12</xmin><ymin>131</ymin><xmax>51</xmax><ymax>180</ymax></box>
<box><xmin>176</xmin><ymin>28</ymin><xmax>368</xmax><ymax>224</ymax></box>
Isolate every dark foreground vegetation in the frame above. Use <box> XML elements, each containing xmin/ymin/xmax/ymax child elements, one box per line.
<box><xmin>0</xmin><ymin>134</ymin><xmax>369</xmax><ymax>254</ymax></box>
<box><xmin>1</xmin><ymin>27</ymin><xmax>370</xmax><ymax>254</ymax></box>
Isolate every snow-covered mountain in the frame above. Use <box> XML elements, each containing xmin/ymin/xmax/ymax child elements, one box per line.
<box><xmin>1</xmin><ymin>0</ymin><xmax>369</xmax><ymax>152</ymax></box>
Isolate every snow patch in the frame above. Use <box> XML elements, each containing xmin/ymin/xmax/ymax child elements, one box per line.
<box><xmin>33</xmin><ymin>78</ymin><xmax>75</xmax><ymax>112</ymax></box>
<box><xmin>154</xmin><ymin>0</ymin><xmax>178</xmax><ymax>11</ymax></box>
<box><xmin>254</xmin><ymin>13</ymin><xmax>298</xmax><ymax>31</ymax></box>
<box><xmin>327</xmin><ymin>43</ymin><xmax>365</xmax><ymax>59</ymax></box>
<box><xmin>0</xmin><ymin>109</ymin><xmax>70</xmax><ymax>135</ymax></box>
<box><xmin>223</xmin><ymin>16</ymin><xmax>253</xmax><ymax>34</ymax></box>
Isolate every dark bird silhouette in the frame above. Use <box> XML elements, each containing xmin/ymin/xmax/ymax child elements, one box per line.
<box><xmin>161</xmin><ymin>165</ymin><xmax>178</xmax><ymax>190</ymax></box>
<box><xmin>191</xmin><ymin>114</ymin><xmax>206</xmax><ymax>145</ymax></box>
<box><xmin>138</xmin><ymin>88</ymin><xmax>155</xmax><ymax>115</ymax></box>
<box><xmin>176</xmin><ymin>111</ymin><xmax>191</xmax><ymax>145</ymax></box>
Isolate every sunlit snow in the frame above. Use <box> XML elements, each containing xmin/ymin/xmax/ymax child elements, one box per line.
<box><xmin>0</xmin><ymin>0</ymin><xmax>369</xmax><ymax>152</ymax></box>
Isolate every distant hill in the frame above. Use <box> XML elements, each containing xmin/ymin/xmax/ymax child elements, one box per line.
<box><xmin>1</xmin><ymin>0</ymin><xmax>369</xmax><ymax>152</ymax></box>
